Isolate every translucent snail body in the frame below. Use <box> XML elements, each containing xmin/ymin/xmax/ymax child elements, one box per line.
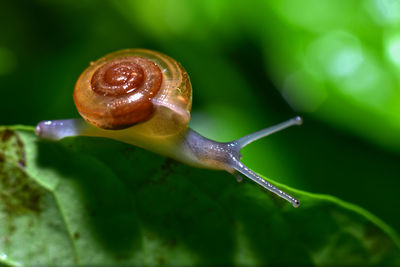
<box><xmin>36</xmin><ymin>49</ymin><xmax>302</xmax><ymax>207</ymax></box>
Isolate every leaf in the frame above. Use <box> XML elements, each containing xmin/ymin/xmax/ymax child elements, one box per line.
<box><xmin>0</xmin><ymin>126</ymin><xmax>399</xmax><ymax>266</ymax></box>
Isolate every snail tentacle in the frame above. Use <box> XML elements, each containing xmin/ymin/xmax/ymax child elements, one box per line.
<box><xmin>233</xmin><ymin>116</ymin><xmax>303</xmax><ymax>149</ymax></box>
<box><xmin>229</xmin><ymin>157</ymin><xmax>300</xmax><ymax>208</ymax></box>
<box><xmin>218</xmin><ymin>117</ymin><xmax>302</xmax><ymax>207</ymax></box>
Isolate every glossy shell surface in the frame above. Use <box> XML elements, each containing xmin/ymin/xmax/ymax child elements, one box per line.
<box><xmin>73</xmin><ymin>49</ymin><xmax>192</xmax><ymax>131</ymax></box>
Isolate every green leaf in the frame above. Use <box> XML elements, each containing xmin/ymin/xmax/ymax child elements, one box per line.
<box><xmin>0</xmin><ymin>126</ymin><xmax>399</xmax><ymax>266</ymax></box>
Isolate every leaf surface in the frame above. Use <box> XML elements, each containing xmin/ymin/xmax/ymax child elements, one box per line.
<box><xmin>0</xmin><ymin>127</ymin><xmax>399</xmax><ymax>265</ymax></box>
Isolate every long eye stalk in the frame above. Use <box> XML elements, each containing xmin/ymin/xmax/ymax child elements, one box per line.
<box><xmin>228</xmin><ymin>117</ymin><xmax>303</xmax><ymax>207</ymax></box>
<box><xmin>234</xmin><ymin>116</ymin><xmax>303</xmax><ymax>148</ymax></box>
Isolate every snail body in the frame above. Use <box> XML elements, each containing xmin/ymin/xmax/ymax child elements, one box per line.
<box><xmin>36</xmin><ymin>49</ymin><xmax>302</xmax><ymax>207</ymax></box>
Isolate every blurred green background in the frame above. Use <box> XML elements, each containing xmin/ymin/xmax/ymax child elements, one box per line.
<box><xmin>0</xmin><ymin>0</ymin><xmax>399</xmax><ymax>237</ymax></box>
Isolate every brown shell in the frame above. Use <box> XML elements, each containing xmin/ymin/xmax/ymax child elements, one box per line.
<box><xmin>73</xmin><ymin>49</ymin><xmax>192</xmax><ymax>130</ymax></box>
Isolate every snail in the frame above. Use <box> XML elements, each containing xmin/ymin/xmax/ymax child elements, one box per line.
<box><xmin>35</xmin><ymin>49</ymin><xmax>303</xmax><ymax>207</ymax></box>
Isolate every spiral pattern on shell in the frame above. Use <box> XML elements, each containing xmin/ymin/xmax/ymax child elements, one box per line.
<box><xmin>73</xmin><ymin>49</ymin><xmax>192</xmax><ymax>130</ymax></box>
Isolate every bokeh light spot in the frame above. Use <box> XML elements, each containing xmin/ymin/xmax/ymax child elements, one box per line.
<box><xmin>386</xmin><ymin>34</ymin><xmax>400</xmax><ymax>66</ymax></box>
<box><xmin>306</xmin><ymin>31</ymin><xmax>364</xmax><ymax>79</ymax></box>
<box><xmin>282</xmin><ymin>71</ymin><xmax>327</xmax><ymax>112</ymax></box>
<box><xmin>328</xmin><ymin>47</ymin><xmax>364</xmax><ymax>78</ymax></box>
<box><xmin>338</xmin><ymin>55</ymin><xmax>394</xmax><ymax>110</ymax></box>
<box><xmin>304</xmin><ymin>31</ymin><xmax>394</xmax><ymax>111</ymax></box>
<box><xmin>365</xmin><ymin>0</ymin><xmax>400</xmax><ymax>25</ymax></box>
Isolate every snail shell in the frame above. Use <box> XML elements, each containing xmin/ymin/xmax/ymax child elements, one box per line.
<box><xmin>73</xmin><ymin>49</ymin><xmax>192</xmax><ymax>135</ymax></box>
